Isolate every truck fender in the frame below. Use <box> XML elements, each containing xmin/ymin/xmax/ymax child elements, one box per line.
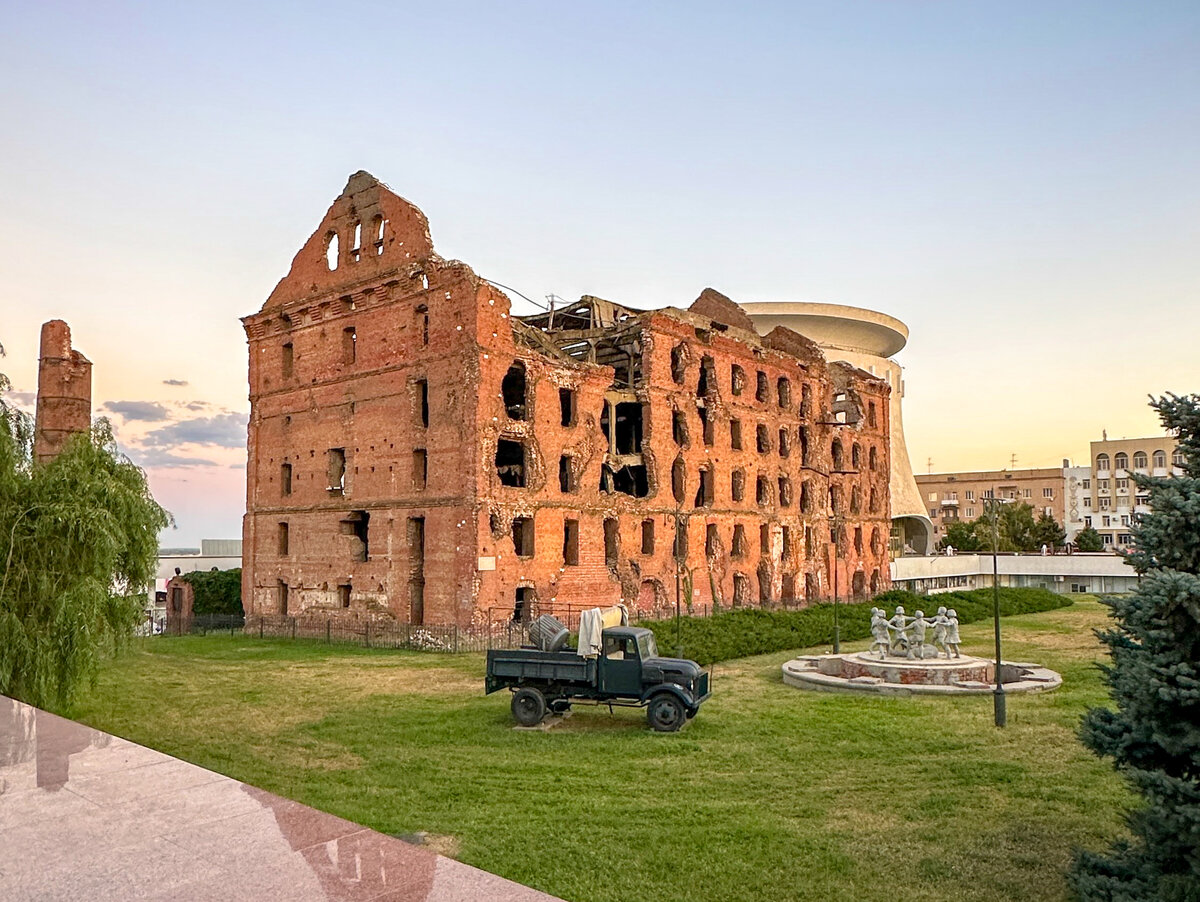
<box><xmin>641</xmin><ymin>683</ymin><xmax>693</xmax><ymax>709</ymax></box>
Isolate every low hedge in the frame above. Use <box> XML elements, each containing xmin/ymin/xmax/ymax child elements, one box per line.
<box><xmin>641</xmin><ymin>587</ymin><xmax>1072</xmax><ymax>666</ymax></box>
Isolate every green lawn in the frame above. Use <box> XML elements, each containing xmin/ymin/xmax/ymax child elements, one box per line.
<box><xmin>61</xmin><ymin>598</ymin><xmax>1130</xmax><ymax>902</ymax></box>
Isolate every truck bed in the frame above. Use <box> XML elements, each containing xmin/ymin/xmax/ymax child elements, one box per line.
<box><xmin>485</xmin><ymin>648</ymin><xmax>598</xmax><ymax>694</ymax></box>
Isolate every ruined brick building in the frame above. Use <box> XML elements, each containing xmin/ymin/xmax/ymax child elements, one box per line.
<box><xmin>33</xmin><ymin>320</ymin><xmax>92</xmax><ymax>464</ymax></box>
<box><xmin>241</xmin><ymin>173</ymin><xmax>892</xmax><ymax>626</ymax></box>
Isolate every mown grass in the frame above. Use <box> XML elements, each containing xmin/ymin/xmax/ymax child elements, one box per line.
<box><xmin>61</xmin><ymin>597</ymin><xmax>1130</xmax><ymax>902</ymax></box>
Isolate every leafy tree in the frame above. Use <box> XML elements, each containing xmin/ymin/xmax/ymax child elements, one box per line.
<box><xmin>937</xmin><ymin>520</ymin><xmax>982</xmax><ymax>552</ymax></box>
<box><xmin>1070</xmin><ymin>393</ymin><xmax>1200</xmax><ymax>900</ymax></box>
<box><xmin>1076</xmin><ymin>526</ymin><xmax>1105</xmax><ymax>553</ymax></box>
<box><xmin>1031</xmin><ymin>512</ymin><xmax>1067</xmax><ymax>550</ymax></box>
<box><xmin>183</xmin><ymin>568</ymin><xmax>243</xmax><ymax>616</ymax></box>
<box><xmin>975</xmin><ymin>501</ymin><xmax>1038</xmax><ymax>552</ymax></box>
<box><xmin>0</xmin><ymin>361</ymin><xmax>170</xmax><ymax>709</ymax></box>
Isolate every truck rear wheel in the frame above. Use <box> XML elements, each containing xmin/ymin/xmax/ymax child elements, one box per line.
<box><xmin>511</xmin><ymin>688</ymin><xmax>546</xmax><ymax>726</ymax></box>
<box><xmin>647</xmin><ymin>694</ymin><xmax>685</xmax><ymax>732</ymax></box>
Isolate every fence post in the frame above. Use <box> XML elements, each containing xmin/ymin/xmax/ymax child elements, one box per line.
<box><xmin>326</xmin><ymin>619</ymin><xmax>331</xmax><ymax>643</ymax></box>
<box><xmin>365</xmin><ymin>620</ymin><xmax>371</xmax><ymax>648</ymax></box>
<box><xmin>453</xmin><ymin>624</ymin><xmax>459</xmax><ymax>653</ymax></box>
<box><xmin>259</xmin><ymin>617</ymin><xmax>264</xmax><ymax>639</ymax></box>
<box><xmin>291</xmin><ymin>617</ymin><xmax>297</xmax><ymax>640</ymax></box>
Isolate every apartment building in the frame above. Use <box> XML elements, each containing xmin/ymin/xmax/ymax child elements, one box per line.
<box><xmin>1087</xmin><ymin>435</ymin><xmax>1183</xmax><ymax>549</ymax></box>
<box><xmin>915</xmin><ymin>465</ymin><xmax>1071</xmax><ymax>544</ymax></box>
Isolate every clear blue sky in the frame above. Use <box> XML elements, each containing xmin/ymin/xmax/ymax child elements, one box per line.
<box><xmin>2</xmin><ymin>1</ymin><xmax>1197</xmax><ymax>543</ymax></box>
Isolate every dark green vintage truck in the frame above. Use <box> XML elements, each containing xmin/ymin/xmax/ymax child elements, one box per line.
<box><xmin>486</xmin><ymin>622</ymin><xmax>711</xmax><ymax>732</ymax></box>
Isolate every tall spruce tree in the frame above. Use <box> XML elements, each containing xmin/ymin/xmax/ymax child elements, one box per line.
<box><xmin>1070</xmin><ymin>393</ymin><xmax>1200</xmax><ymax>901</ymax></box>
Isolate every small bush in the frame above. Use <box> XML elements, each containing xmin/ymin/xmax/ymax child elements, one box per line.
<box><xmin>641</xmin><ymin>587</ymin><xmax>1071</xmax><ymax>665</ymax></box>
<box><xmin>182</xmin><ymin>568</ymin><xmax>243</xmax><ymax>616</ymax></box>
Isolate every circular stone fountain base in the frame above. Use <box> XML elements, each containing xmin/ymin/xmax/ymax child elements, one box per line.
<box><xmin>781</xmin><ymin>652</ymin><xmax>1061</xmax><ymax>696</ymax></box>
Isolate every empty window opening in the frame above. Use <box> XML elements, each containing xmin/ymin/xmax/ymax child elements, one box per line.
<box><xmin>695</xmin><ymin>466</ymin><xmax>714</xmax><ymax>508</ymax></box>
<box><xmin>513</xmin><ymin>586</ymin><xmax>534</xmax><ymax>623</ymax></box>
<box><xmin>731</xmin><ymin>364</ymin><xmax>746</xmax><ymax>396</ymax></box>
<box><xmin>408</xmin><ymin>517</ymin><xmax>425</xmax><ymax>625</ymax></box>
<box><xmin>733</xmin><ymin>573</ymin><xmax>751</xmax><ymax>606</ymax></box>
<box><xmin>799</xmin><ymin>427</ymin><xmax>810</xmax><ymax>465</ymax></box>
<box><xmin>670</xmin><ymin>343</ymin><xmax>688</xmax><ymax>384</ymax></box>
<box><xmin>415</xmin><ymin>379</ymin><xmax>429</xmax><ymax>427</ymax></box>
<box><xmin>870</xmin><ymin>569</ymin><xmax>880</xmax><ymax>594</ymax></box>
<box><xmin>502</xmin><ymin>362</ymin><xmax>528</xmax><ymax>420</ymax></box>
<box><xmin>852</xmin><ymin>571</ymin><xmax>866</xmax><ymax>598</ymax></box>
<box><xmin>801</xmin><ymin>384</ymin><xmax>813</xmax><ymax>419</ymax></box>
<box><xmin>672</xmin><ymin>457</ymin><xmax>686</xmax><ymax>503</ymax></box>
<box><xmin>672</xmin><ymin>410</ymin><xmax>689</xmax><ymax>446</ymax></box>
<box><xmin>697</xmin><ymin>355</ymin><xmax>715</xmax><ymax>398</ymax></box>
<box><xmin>373</xmin><ymin>215</ymin><xmax>385</xmax><ymax>255</ymax></box>
<box><xmin>603</xmin><ymin>463</ymin><xmax>649</xmax><ymax>498</ymax></box>
<box><xmin>351</xmin><ymin>221</ymin><xmax>362</xmax><ymax>262</ymax></box>
<box><xmin>343</xmin><ymin>326</ymin><xmax>357</xmax><ymax>364</ymax></box>
<box><xmin>730</xmin><ymin>468</ymin><xmax>745</xmax><ymax>503</ymax></box>
<box><xmin>563</xmin><ymin>519</ymin><xmax>579</xmax><ymax>565</ymax></box>
<box><xmin>325</xmin><ymin>231</ymin><xmax>339</xmax><ymax>271</ymax></box>
<box><xmin>641</xmin><ymin>519</ymin><xmax>655</xmax><ymax>555</ymax></box>
<box><xmin>706</xmin><ymin>523</ymin><xmax>720</xmax><ymax>558</ymax></box>
<box><xmin>277</xmin><ymin>522</ymin><xmax>289</xmax><ymax>556</ymax></box>
<box><xmin>756</xmin><ymin>475</ymin><xmax>770</xmax><ymax>506</ymax></box>
<box><xmin>801</xmin><ymin>480</ymin><xmax>811</xmax><ymax>513</ymax></box>
<box><xmin>559</xmin><ymin>455</ymin><xmax>577</xmax><ymax>493</ymax></box>
<box><xmin>756</xmin><ymin>371</ymin><xmax>769</xmax><ymax>402</ymax></box>
<box><xmin>854</xmin><ymin>527</ymin><xmax>864</xmax><ymax>555</ymax></box>
<box><xmin>758</xmin><ymin>564</ymin><xmax>771</xmax><ymax>604</ymax></box>
<box><xmin>413</xmin><ymin>449</ymin><xmax>427</xmax><ymax>489</ymax></box>
<box><xmin>852</xmin><ymin>443</ymin><xmax>862</xmax><ymax>470</ymax></box>
<box><xmin>760</xmin><ymin>523</ymin><xmax>770</xmax><ymax>554</ymax></box>
<box><xmin>781</xmin><ymin>573</ymin><xmax>796</xmax><ymax>603</ymax></box>
<box><xmin>868</xmin><ymin>401</ymin><xmax>877</xmax><ymax>428</ymax></box>
<box><xmin>674</xmin><ymin>517</ymin><xmax>688</xmax><ymax>562</ymax></box>
<box><xmin>869</xmin><ymin>487</ymin><xmax>879</xmax><ymax>513</ymax></box>
<box><xmin>281</xmin><ymin>342</ymin><xmax>294</xmax><ymax>378</ymax></box>
<box><xmin>421</xmin><ymin>313</ymin><xmax>430</xmax><ymax>347</ymax></box>
<box><xmin>338</xmin><ymin>584</ymin><xmax>351</xmax><ymax>609</ymax></box>
<box><xmin>829</xmin><ymin>486</ymin><xmax>840</xmax><ymax>513</ymax></box>
<box><xmin>850</xmin><ymin>486</ymin><xmax>861</xmax><ymax>514</ymax></box>
<box><xmin>278</xmin><ymin>580</ymin><xmax>289</xmax><ymax>615</ymax></box>
<box><xmin>604</xmin><ymin>518</ymin><xmax>619</xmax><ymax>569</ymax></box>
<box><xmin>782</xmin><ymin>525</ymin><xmax>793</xmax><ymax>558</ymax></box>
<box><xmin>778</xmin><ymin>429</ymin><xmax>790</xmax><ymax>458</ymax></box>
<box><xmin>779</xmin><ymin>476</ymin><xmax>792</xmax><ymax>507</ymax></box>
<box><xmin>805</xmin><ymin>573</ymin><xmax>818</xmax><ymax>602</ymax></box>
<box><xmin>806</xmin><ymin>526</ymin><xmax>815</xmax><ymax>557</ymax></box>
<box><xmin>730</xmin><ymin>418</ymin><xmax>743</xmax><ymax>450</ymax></box>
<box><xmin>495</xmin><ymin>440</ymin><xmax>526</xmax><ymax>487</ymax></box>
<box><xmin>559</xmin><ymin>388</ymin><xmax>576</xmax><ymax>426</ymax></box>
<box><xmin>281</xmin><ymin>463</ymin><xmax>292</xmax><ymax>496</ymax></box>
<box><xmin>869</xmin><ymin>446</ymin><xmax>878</xmax><ymax>471</ymax></box>
<box><xmin>757</xmin><ymin>424</ymin><xmax>770</xmax><ymax>454</ymax></box>
<box><xmin>699</xmin><ymin>406</ymin><xmax>714</xmax><ymax>446</ymax></box>
<box><xmin>340</xmin><ymin>511</ymin><xmax>370</xmax><ymax>562</ymax></box>
<box><xmin>871</xmin><ymin>527</ymin><xmax>883</xmax><ymax>555</ymax></box>
<box><xmin>612</xmin><ymin>403</ymin><xmax>643</xmax><ymax>454</ymax></box>
<box><xmin>777</xmin><ymin>377</ymin><xmax>791</xmax><ymax>408</ymax></box>
<box><xmin>327</xmin><ymin>448</ymin><xmax>346</xmax><ymax>492</ymax></box>
<box><xmin>732</xmin><ymin>524</ymin><xmax>748</xmax><ymax>557</ymax></box>
<box><xmin>831</xmin><ymin>439</ymin><xmax>845</xmax><ymax>471</ymax></box>
<box><xmin>512</xmin><ymin>517</ymin><xmax>535</xmax><ymax>558</ymax></box>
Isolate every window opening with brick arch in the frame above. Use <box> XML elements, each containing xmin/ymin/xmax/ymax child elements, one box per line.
<box><xmin>832</xmin><ymin>439</ymin><xmax>845</xmax><ymax>471</ymax></box>
<box><xmin>869</xmin><ymin>445</ymin><xmax>877</xmax><ymax>471</ymax></box>
<box><xmin>850</xmin><ymin>486</ymin><xmax>861</xmax><ymax>514</ymax></box>
<box><xmin>695</xmin><ymin>465</ymin><xmax>714</xmax><ymax>508</ymax></box>
<box><xmin>513</xmin><ymin>586</ymin><xmax>535</xmax><ymax>623</ymax></box>
<box><xmin>674</xmin><ymin>516</ymin><xmax>688</xmax><ymax>562</ymax></box>
<box><xmin>805</xmin><ymin>525</ymin><xmax>814</xmax><ymax>557</ymax></box>
<box><xmin>341</xmin><ymin>511</ymin><xmax>370</xmax><ymax>561</ymax></box>
<box><xmin>800</xmin><ymin>480</ymin><xmax>811</xmax><ymax>513</ymax></box>
<box><xmin>854</xmin><ymin>526</ymin><xmax>863</xmax><ymax>554</ymax></box>
<box><xmin>705</xmin><ymin>523</ymin><xmax>720</xmax><ymax>558</ymax></box>
<box><xmin>342</xmin><ymin>326</ymin><xmax>356</xmax><ymax>364</ymax></box>
<box><xmin>777</xmin><ymin>377</ymin><xmax>791</xmax><ymax>409</ymax></box>
<box><xmin>325</xmin><ymin>231</ymin><xmax>339</xmax><ymax>271</ymax></box>
<box><xmin>604</xmin><ymin>518</ymin><xmax>620</xmax><ymax>569</ymax></box>
<box><xmin>730</xmin><ymin>418</ymin><xmax>742</xmax><ymax>450</ymax></box>
<box><xmin>756</xmin><ymin>474</ymin><xmax>770</xmax><ymax>506</ymax></box>
<box><xmin>278</xmin><ymin>580</ymin><xmax>289</xmax><ymax>615</ymax></box>
<box><xmin>416</xmin><ymin>304</ymin><xmax>429</xmax><ymax>348</ymax></box>
<box><xmin>559</xmin><ymin>455</ymin><xmax>577</xmax><ymax>493</ymax></box>
<box><xmin>829</xmin><ymin>485</ymin><xmax>840</xmax><ymax>513</ymax></box>
<box><xmin>800</xmin><ymin>383</ymin><xmax>813</xmax><ymax>419</ymax></box>
<box><xmin>672</xmin><ymin>457</ymin><xmax>686</xmax><ymax>503</ymax></box>
<box><xmin>280</xmin><ymin>462</ymin><xmax>292</xmax><ymax>496</ymax></box>
<box><xmin>782</xmin><ymin>525</ymin><xmax>793</xmax><ymax>558</ymax></box>
<box><xmin>852</xmin><ymin>570</ymin><xmax>866</xmax><ymax>598</ymax></box>
<box><xmin>670</xmin><ymin>343</ymin><xmax>688</xmax><ymax>384</ymax></box>
<box><xmin>778</xmin><ymin>476</ymin><xmax>793</xmax><ymax>507</ymax></box>
<box><xmin>559</xmin><ymin>388</ymin><xmax>576</xmax><ymax>427</ymax></box>
<box><xmin>407</xmin><ymin>517</ymin><xmax>425</xmax><ymax>624</ymax></box>
<box><xmin>757</xmin><ymin>423</ymin><xmax>770</xmax><ymax>454</ymax></box>
<box><xmin>495</xmin><ymin>440</ymin><xmax>526</xmax><ymax>487</ymax></box>
<box><xmin>871</xmin><ymin>526</ymin><xmax>882</xmax><ymax>555</ymax></box>
<box><xmin>603</xmin><ymin>401</ymin><xmax>644</xmax><ymax>455</ymax></box>
<box><xmin>350</xmin><ymin>221</ymin><xmax>362</xmax><ymax>262</ymax></box>
<box><xmin>759</xmin><ymin>522</ymin><xmax>770</xmax><ymax>554</ymax></box>
<box><xmin>870</xmin><ymin>569</ymin><xmax>880</xmax><ymax>594</ymax></box>
<box><xmin>277</xmin><ymin>522</ymin><xmax>289</xmax><ymax>556</ymax></box>
<box><xmin>512</xmin><ymin>517</ymin><xmax>535</xmax><ymax>558</ymax></box>
<box><xmin>731</xmin><ymin>364</ymin><xmax>746</xmax><ymax>396</ymax></box>
<box><xmin>732</xmin><ymin>524</ymin><xmax>748</xmax><ymax>558</ymax></box>
<box><xmin>781</xmin><ymin>573</ymin><xmax>796</xmax><ymax>603</ymax></box>
<box><xmin>327</xmin><ymin>448</ymin><xmax>346</xmax><ymax>492</ymax></box>
<box><xmin>730</xmin><ymin>468</ymin><xmax>746</xmax><ymax>503</ymax></box>
<box><xmin>778</xmin><ymin>428</ymin><xmax>790</xmax><ymax>458</ymax></box>
<box><xmin>805</xmin><ymin>572</ymin><xmax>818</xmax><ymax>602</ymax></box>
<box><xmin>412</xmin><ymin>449</ymin><xmax>427</xmax><ymax>489</ymax></box>
<box><xmin>698</xmin><ymin>354</ymin><xmax>715</xmax><ymax>398</ymax></box>
<box><xmin>733</xmin><ymin>572</ymin><xmax>751</xmax><ymax>606</ymax></box>
<box><xmin>699</xmin><ymin>405</ymin><xmax>714</xmax><ymax>446</ymax></box>
<box><xmin>563</xmin><ymin>519</ymin><xmax>580</xmax><ymax>565</ymax></box>
<box><xmin>868</xmin><ymin>401</ymin><xmax>877</xmax><ymax>428</ymax></box>
<box><xmin>869</xmin><ymin>487</ymin><xmax>878</xmax><ymax>513</ymax></box>
<box><xmin>672</xmin><ymin>409</ymin><xmax>689</xmax><ymax>446</ymax></box>
<box><xmin>415</xmin><ymin>379</ymin><xmax>429</xmax><ymax>427</ymax></box>
<box><xmin>502</xmin><ymin>362</ymin><xmax>528</xmax><ymax>420</ymax></box>
<box><xmin>641</xmin><ymin>518</ymin><xmax>655</xmax><ymax>555</ymax></box>
<box><xmin>281</xmin><ymin>342</ymin><xmax>294</xmax><ymax>378</ymax></box>
<box><xmin>757</xmin><ymin>563</ymin><xmax>771</xmax><ymax>604</ymax></box>
<box><xmin>338</xmin><ymin>584</ymin><xmax>351</xmax><ymax>609</ymax></box>
<box><xmin>372</xmin><ymin>215</ymin><xmax>385</xmax><ymax>255</ymax></box>
<box><xmin>799</xmin><ymin>427</ymin><xmax>810</xmax><ymax>465</ymax></box>
<box><xmin>851</xmin><ymin>442</ymin><xmax>861</xmax><ymax>470</ymax></box>
<box><xmin>756</xmin><ymin>370</ymin><xmax>769</xmax><ymax>403</ymax></box>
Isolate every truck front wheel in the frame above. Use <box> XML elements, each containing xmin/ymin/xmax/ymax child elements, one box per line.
<box><xmin>511</xmin><ymin>688</ymin><xmax>547</xmax><ymax>726</ymax></box>
<box><xmin>647</xmin><ymin>694</ymin><xmax>685</xmax><ymax>732</ymax></box>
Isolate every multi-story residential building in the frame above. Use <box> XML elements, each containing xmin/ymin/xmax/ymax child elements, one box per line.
<box><xmin>1087</xmin><ymin>434</ymin><xmax>1183</xmax><ymax>549</ymax></box>
<box><xmin>240</xmin><ymin>173</ymin><xmax>893</xmax><ymax>626</ymax></box>
<box><xmin>915</xmin><ymin>465</ymin><xmax>1073</xmax><ymax>545</ymax></box>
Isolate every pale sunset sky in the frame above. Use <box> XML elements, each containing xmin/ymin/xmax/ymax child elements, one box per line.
<box><xmin>2</xmin><ymin>2</ymin><xmax>1197</xmax><ymax>545</ymax></box>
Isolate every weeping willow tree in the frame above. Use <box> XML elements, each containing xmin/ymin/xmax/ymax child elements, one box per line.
<box><xmin>0</xmin><ymin>358</ymin><xmax>170</xmax><ymax>709</ymax></box>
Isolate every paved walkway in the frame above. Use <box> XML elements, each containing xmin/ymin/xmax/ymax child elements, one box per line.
<box><xmin>0</xmin><ymin>694</ymin><xmax>561</xmax><ymax>901</ymax></box>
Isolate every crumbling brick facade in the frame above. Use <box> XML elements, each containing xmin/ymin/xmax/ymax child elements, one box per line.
<box><xmin>242</xmin><ymin>173</ymin><xmax>891</xmax><ymax>626</ymax></box>
<box><xmin>33</xmin><ymin>320</ymin><xmax>92</xmax><ymax>464</ymax></box>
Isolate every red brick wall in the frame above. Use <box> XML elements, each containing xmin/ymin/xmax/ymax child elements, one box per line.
<box><xmin>33</xmin><ymin>320</ymin><xmax>92</xmax><ymax>464</ymax></box>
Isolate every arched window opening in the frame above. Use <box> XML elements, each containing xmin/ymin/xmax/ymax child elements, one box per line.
<box><xmin>351</xmin><ymin>221</ymin><xmax>362</xmax><ymax>262</ymax></box>
<box><xmin>1114</xmin><ymin>452</ymin><xmax>1129</xmax><ymax>471</ymax></box>
<box><xmin>1154</xmin><ymin>450</ymin><xmax>1167</xmax><ymax>468</ymax></box>
<box><xmin>1096</xmin><ymin>453</ymin><xmax>1110</xmax><ymax>471</ymax></box>
<box><xmin>373</xmin><ymin>215</ymin><xmax>385</xmax><ymax>255</ymax></box>
<box><xmin>325</xmin><ymin>231</ymin><xmax>339</xmax><ymax>271</ymax></box>
<box><xmin>831</xmin><ymin>439</ymin><xmax>844</xmax><ymax>471</ymax></box>
<box><xmin>1132</xmin><ymin>451</ymin><xmax>1148</xmax><ymax>469</ymax></box>
<box><xmin>869</xmin><ymin>446</ymin><xmax>878</xmax><ymax>471</ymax></box>
<box><xmin>672</xmin><ymin>457</ymin><xmax>687</xmax><ymax>503</ymax></box>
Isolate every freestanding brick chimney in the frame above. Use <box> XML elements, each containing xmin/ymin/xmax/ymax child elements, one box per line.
<box><xmin>33</xmin><ymin>319</ymin><xmax>92</xmax><ymax>464</ymax></box>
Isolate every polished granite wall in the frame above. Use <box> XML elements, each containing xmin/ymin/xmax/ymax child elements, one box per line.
<box><xmin>0</xmin><ymin>695</ymin><xmax>560</xmax><ymax>901</ymax></box>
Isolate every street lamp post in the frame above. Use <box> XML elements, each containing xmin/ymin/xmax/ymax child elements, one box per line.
<box><xmin>830</xmin><ymin>512</ymin><xmax>843</xmax><ymax>653</ymax></box>
<box><xmin>984</xmin><ymin>497</ymin><xmax>1007</xmax><ymax>728</ymax></box>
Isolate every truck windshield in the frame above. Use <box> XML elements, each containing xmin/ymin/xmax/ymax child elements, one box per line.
<box><xmin>637</xmin><ymin>633</ymin><xmax>658</xmax><ymax>659</ymax></box>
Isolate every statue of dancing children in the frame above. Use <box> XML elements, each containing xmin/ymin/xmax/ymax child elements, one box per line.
<box><xmin>910</xmin><ymin>610</ymin><xmax>933</xmax><ymax>659</ymax></box>
<box><xmin>887</xmin><ymin>606</ymin><xmax>911</xmax><ymax>657</ymax></box>
<box><xmin>931</xmin><ymin>606</ymin><xmax>950</xmax><ymax>658</ymax></box>
<box><xmin>944</xmin><ymin>609</ymin><xmax>962</xmax><ymax>658</ymax></box>
<box><xmin>869</xmin><ymin>607</ymin><xmax>891</xmax><ymax>659</ymax></box>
